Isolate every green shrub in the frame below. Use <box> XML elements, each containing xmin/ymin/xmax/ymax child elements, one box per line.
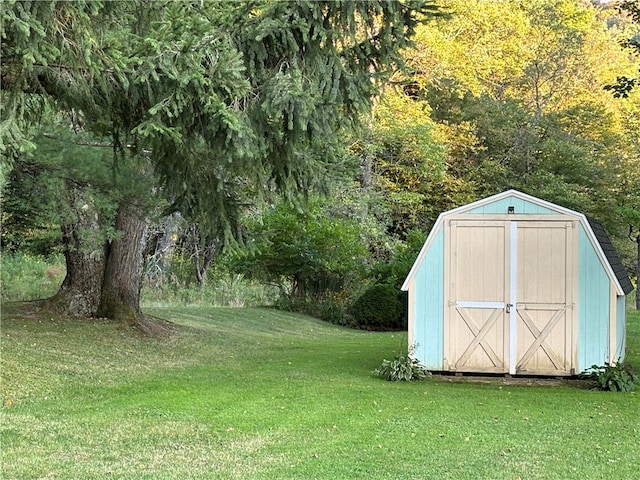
<box><xmin>229</xmin><ymin>200</ymin><xmax>369</xmax><ymax>305</ymax></box>
<box><xmin>374</xmin><ymin>354</ymin><xmax>431</xmax><ymax>382</ymax></box>
<box><xmin>351</xmin><ymin>283</ymin><xmax>402</xmax><ymax>330</ymax></box>
<box><xmin>582</xmin><ymin>361</ymin><xmax>639</xmax><ymax>392</ymax></box>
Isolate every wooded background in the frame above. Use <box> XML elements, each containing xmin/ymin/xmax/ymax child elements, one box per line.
<box><xmin>2</xmin><ymin>0</ymin><xmax>639</xmax><ymax>329</ymax></box>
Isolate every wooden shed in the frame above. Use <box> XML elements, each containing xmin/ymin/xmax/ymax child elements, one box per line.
<box><xmin>401</xmin><ymin>190</ymin><xmax>634</xmax><ymax>376</ymax></box>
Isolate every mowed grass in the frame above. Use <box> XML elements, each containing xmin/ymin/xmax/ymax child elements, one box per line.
<box><xmin>1</xmin><ymin>305</ymin><xmax>639</xmax><ymax>480</ymax></box>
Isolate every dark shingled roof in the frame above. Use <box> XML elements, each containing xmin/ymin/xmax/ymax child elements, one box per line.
<box><xmin>586</xmin><ymin>217</ymin><xmax>634</xmax><ymax>295</ymax></box>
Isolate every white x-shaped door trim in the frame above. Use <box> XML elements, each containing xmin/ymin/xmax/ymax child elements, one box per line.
<box><xmin>516</xmin><ymin>309</ymin><xmax>565</xmax><ymax>371</ymax></box>
<box><xmin>454</xmin><ymin>302</ymin><xmax>505</xmax><ymax>369</ymax></box>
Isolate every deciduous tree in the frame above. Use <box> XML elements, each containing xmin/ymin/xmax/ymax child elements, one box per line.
<box><xmin>231</xmin><ymin>199</ymin><xmax>369</xmax><ymax>302</ymax></box>
<box><xmin>605</xmin><ymin>0</ymin><xmax>640</xmax><ymax>97</ymax></box>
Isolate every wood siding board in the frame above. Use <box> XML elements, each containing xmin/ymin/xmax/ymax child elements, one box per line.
<box><xmin>572</xmin><ymin>225</ymin><xmax>580</xmax><ymax>374</ymax></box>
<box><xmin>466</xmin><ymin>198</ymin><xmax>558</xmax><ymax>215</ymax></box>
<box><xmin>616</xmin><ymin>296</ymin><xmax>626</xmax><ymax>362</ymax></box>
<box><xmin>456</xmin><ymin>214</ymin><xmax>571</xmax><ymax>222</ymax></box>
<box><xmin>401</xmin><ymin>214</ymin><xmax>446</xmax><ymax>291</ymax></box>
<box><xmin>407</xmin><ymin>277</ymin><xmax>416</xmax><ymax>353</ymax></box>
<box><xmin>443</xmin><ymin>221</ymin><xmax>452</xmax><ymax>371</ymax></box>
<box><xmin>578</xmin><ymin>226</ymin><xmax>610</xmax><ymax>372</ymax></box>
<box><xmin>413</xmin><ymin>227</ymin><xmax>444</xmax><ymax>370</ymax></box>
<box><xmin>609</xmin><ymin>284</ymin><xmax>617</xmax><ymax>364</ymax></box>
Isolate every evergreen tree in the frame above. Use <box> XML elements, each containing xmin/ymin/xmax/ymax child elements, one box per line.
<box><xmin>1</xmin><ymin>0</ymin><xmax>438</xmax><ymax>327</ymax></box>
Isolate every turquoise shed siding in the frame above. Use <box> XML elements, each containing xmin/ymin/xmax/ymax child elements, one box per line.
<box><xmin>413</xmin><ymin>227</ymin><xmax>444</xmax><ymax>370</ymax></box>
<box><xmin>578</xmin><ymin>226</ymin><xmax>610</xmax><ymax>371</ymax></box>
<box><xmin>466</xmin><ymin>198</ymin><xmax>558</xmax><ymax>215</ymax></box>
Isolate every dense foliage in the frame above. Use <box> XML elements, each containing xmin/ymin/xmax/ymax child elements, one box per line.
<box><xmin>230</xmin><ymin>200</ymin><xmax>369</xmax><ymax>303</ymax></box>
<box><xmin>1</xmin><ymin>0</ymin><xmax>438</xmax><ymax>323</ymax></box>
<box><xmin>1</xmin><ymin>0</ymin><xmax>637</xmax><ymax>327</ymax></box>
<box><xmin>605</xmin><ymin>0</ymin><xmax>640</xmax><ymax>98</ymax></box>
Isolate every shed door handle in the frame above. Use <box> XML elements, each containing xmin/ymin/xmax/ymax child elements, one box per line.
<box><xmin>506</xmin><ymin>304</ymin><xmax>513</xmax><ymax>313</ymax></box>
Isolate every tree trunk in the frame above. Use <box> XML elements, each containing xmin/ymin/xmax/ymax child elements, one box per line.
<box><xmin>48</xmin><ymin>225</ymin><xmax>106</xmax><ymax>316</ymax></box>
<box><xmin>292</xmin><ymin>272</ymin><xmax>306</xmax><ymax>300</ymax></box>
<box><xmin>98</xmin><ymin>200</ymin><xmax>149</xmax><ymax>324</ymax></box>
<box><xmin>636</xmin><ymin>233</ymin><xmax>639</xmax><ymax>310</ymax></box>
<box><xmin>46</xmin><ymin>184</ymin><xmax>106</xmax><ymax>316</ymax></box>
<box><xmin>190</xmin><ymin>224</ymin><xmax>219</xmax><ymax>287</ymax></box>
<box><xmin>145</xmin><ymin>212</ymin><xmax>181</xmax><ymax>287</ymax></box>
<box><xmin>44</xmin><ymin>176</ymin><xmax>166</xmax><ymax>332</ymax></box>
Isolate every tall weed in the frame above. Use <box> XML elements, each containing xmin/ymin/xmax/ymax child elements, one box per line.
<box><xmin>0</xmin><ymin>254</ymin><xmax>65</xmax><ymax>302</ymax></box>
<box><xmin>142</xmin><ymin>273</ymin><xmax>279</xmax><ymax>308</ymax></box>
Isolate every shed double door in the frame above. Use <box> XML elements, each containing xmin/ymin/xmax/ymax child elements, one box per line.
<box><xmin>445</xmin><ymin>219</ymin><xmax>576</xmax><ymax>375</ymax></box>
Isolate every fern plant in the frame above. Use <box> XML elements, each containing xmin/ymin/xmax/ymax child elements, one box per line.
<box><xmin>582</xmin><ymin>361</ymin><xmax>639</xmax><ymax>392</ymax></box>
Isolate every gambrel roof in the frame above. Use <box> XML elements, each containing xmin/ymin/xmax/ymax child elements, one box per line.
<box><xmin>402</xmin><ymin>190</ymin><xmax>633</xmax><ymax>297</ymax></box>
<box><xmin>586</xmin><ymin>216</ymin><xmax>634</xmax><ymax>295</ymax></box>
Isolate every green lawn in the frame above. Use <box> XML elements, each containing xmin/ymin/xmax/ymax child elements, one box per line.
<box><xmin>1</xmin><ymin>305</ymin><xmax>639</xmax><ymax>479</ymax></box>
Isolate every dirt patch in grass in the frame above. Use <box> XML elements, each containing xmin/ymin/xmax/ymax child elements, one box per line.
<box><xmin>136</xmin><ymin>313</ymin><xmax>178</xmax><ymax>337</ymax></box>
<box><xmin>1</xmin><ymin>300</ymin><xmax>50</xmax><ymax>318</ymax></box>
<box><xmin>432</xmin><ymin>373</ymin><xmax>594</xmax><ymax>389</ymax></box>
<box><xmin>2</xmin><ymin>301</ymin><xmax>179</xmax><ymax>339</ymax></box>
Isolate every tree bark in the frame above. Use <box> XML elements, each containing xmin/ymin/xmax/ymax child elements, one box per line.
<box><xmin>98</xmin><ymin>200</ymin><xmax>149</xmax><ymax>324</ymax></box>
<box><xmin>145</xmin><ymin>213</ymin><xmax>181</xmax><ymax>288</ymax></box>
<box><xmin>48</xmin><ymin>194</ymin><xmax>163</xmax><ymax>332</ymax></box>
<box><xmin>190</xmin><ymin>224</ymin><xmax>219</xmax><ymax>287</ymax></box>
<box><xmin>292</xmin><ymin>272</ymin><xmax>306</xmax><ymax>300</ymax></box>
<box><xmin>636</xmin><ymin>233</ymin><xmax>640</xmax><ymax>310</ymax></box>
<box><xmin>46</xmin><ymin>184</ymin><xmax>106</xmax><ymax>316</ymax></box>
<box><xmin>48</xmin><ymin>225</ymin><xmax>106</xmax><ymax>316</ymax></box>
